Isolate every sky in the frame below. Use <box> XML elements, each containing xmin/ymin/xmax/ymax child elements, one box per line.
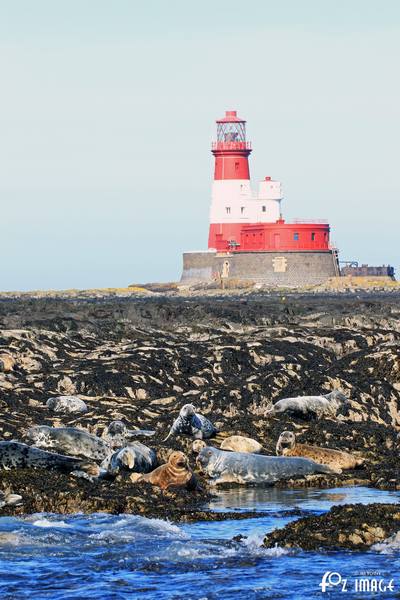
<box><xmin>0</xmin><ymin>0</ymin><xmax>399</xmax><ymax>291</ymax></box>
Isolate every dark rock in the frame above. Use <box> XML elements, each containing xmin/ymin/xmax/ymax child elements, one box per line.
<box><xmin>0</xmin><ymin>292</ymin><xmax>399</xmax><ymax>516</ymax></box>
<box><xmin>263</xmin><ymin>503</ymin><xmax>400</xmax><ymax>551</ymax></box>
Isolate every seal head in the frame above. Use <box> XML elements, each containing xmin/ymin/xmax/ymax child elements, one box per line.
<box><xmin>276</xmin><ymin>431</ymin><xmax>296</xmax><ymax>455</ymax></box>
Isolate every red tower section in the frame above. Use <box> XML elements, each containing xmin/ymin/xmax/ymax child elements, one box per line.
<box><xmin>212</xmin><ymin>111</ymin><xmax>252</xmax><ymax>180</ymax></box>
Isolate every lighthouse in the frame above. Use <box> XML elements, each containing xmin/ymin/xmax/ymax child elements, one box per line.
<box><xmin>181</xmin><ymin>110</ymin><xmax>339</xmax><ymax>286</ymax></box>
<box><xmin>209</xmin><ymin>110</ymin><xmax>282</xmax><ymax>250</ymax></box>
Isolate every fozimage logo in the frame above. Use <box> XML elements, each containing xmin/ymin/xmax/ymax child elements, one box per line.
<box><xmin>319</xmin><ymin>572</ymin><xmax>347</xmax><ymax>593</ymax></box>
<box><xmin>319</xmin><ymin>571</ymin><xmax>395</xmax><ymax>593</ymax></box>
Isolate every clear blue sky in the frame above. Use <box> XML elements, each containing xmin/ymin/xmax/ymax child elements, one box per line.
<box><xmin>0</xmin><ymin>0</ymin><xmax>399</xmax><ymax>290</ymax></box>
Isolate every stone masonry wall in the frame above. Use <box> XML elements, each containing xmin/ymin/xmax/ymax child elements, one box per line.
<box><xmin>181</xmin><ymin>251</ymin><xmax>338</xmax><ymax>287</ymax></box>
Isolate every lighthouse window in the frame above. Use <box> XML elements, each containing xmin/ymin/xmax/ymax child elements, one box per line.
<box><xmin>241</xmin><ymin>207</ymin><xmax>245</xmax><ymax>214</ymax></box>
<box><xmin>226</xmin><ymin>207</ymin><xmax>231</xmax><ymax>214</ymax></box>
<box><xmin>235</xmin><ymin>162</ymin><xmax>240</xmax><ymax>170</ymax></box>
<box><xmin>262</xmin><ymin>206</ymin><xmax>266</xmax><ymax>212</ymax></box>
<box><xmin>311</xmin><ymin>232</ymin><xmax>315</xmax><ymax>241</ymax></box>
<box><xmin>294</xmin><ymin>232</ymin><xmax>299</xmax><ymax>241</ymax></box>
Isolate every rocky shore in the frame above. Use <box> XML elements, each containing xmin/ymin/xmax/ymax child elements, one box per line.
<box><xmin>0</xmin><ymin>469</ymin><xmax>267</xmax><ymax>523</ymax></box>
<box><xmin>263</xmin><ymin>503</ymin><xmax>400</xmax><ymax>550</ymax></box>
<box><xmin>0</xmin><ymin>292</ymin><xmax>399</xmax><ymax>529</ymax></box>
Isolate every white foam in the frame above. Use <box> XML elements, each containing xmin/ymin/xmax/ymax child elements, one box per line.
<box><xmin>175</xmin><ymin>545</ymin><xmax>203</xmax><ymax>559</ymax></box>
<box><xmin>241</xmin><ymin>532</ymin><xmax>265</xmax><ymax>550</ymax></box>
<box><xmin>262</xmin><ymin>544</ymin><xmax>292</xmax><ymax>557</ymax></box>
<box><xmin>241</xmin><ymin>534</ymin><xmax>292</xmax><ymax>557</ymax></box>
<box><xmin>0</xmin><ymin>532</ymin><xmax>25</xmax><ymax>545</ymax></box>
<box><xmin>153</xmin><ymin>541</ymin><xmax>237</xmax><ymax>562</ymax></box>
<box><xmin>372</xmin><ymin>531</ymin><xmax>400</xmax><ymax>554</ymax></box>
<box><xmin>145</xmin><ymin>518</ymin><xmax>186</xmax><ymax>536</ymax></box>
<box><xmin>89</xmin><ymin>515</ymin><xmax>189</xmax><ymax>544</ymax></box>
<box><xmin>32</xmin><ymin>518</ymin><xmax>70</xmax><ymax>528</ymax></box>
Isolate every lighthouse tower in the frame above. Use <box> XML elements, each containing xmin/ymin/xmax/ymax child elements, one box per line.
<box><xmin>181</xmin><ymin>110</ymin><xmax>339</xmax><ymax>286</ymax></box>
<box><xmin>209</xmin><ymin>110</ymin><xmax>282</xmax><ymax>251</ymax></box>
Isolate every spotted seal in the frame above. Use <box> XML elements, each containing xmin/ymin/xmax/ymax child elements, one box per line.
<box><xmin>46</xmin><ymin>395</ymin><xmax>88</xmax><ymax>414</ymax></box>
<box><xmin>102</xmin><ymin>441</ymin><xmax>157</xmax><ymax>477</ymax></box>
<box><xmin>0</xmin><ymin>441</ymin><xmax>92</xmax><ymax>472</ymax></box>
<box><xmin>266</xmin><ymin>391</ymin><xmax>348</xmax><ymax>418</ymax></box>
<box><xmin>103</xmin><ymin>421</ymin><xmax>155</xmax><ymax>449</ymax></box>
<box><xmin>163</xmin><ymin>404</ymin><xmax>217</xmax><ymax>441</ymax></box>
<box><xmin>136</xmin><ymin>451</ymin><xmax>197</xmax><ymax>490</ymax></box>
<box><xmin>276</xmin><ymin>431</ymin><xmax>364</xmax><ymax>472</ymax></box>
<box><xmin>25</xmin><ymin>426</ymin><xmax>111</xmax><ymax>461</ymax></box>
<box><xmin>196</xmin><ymin>446</ymin><xmax>338</xmax><ymax>486</ymax></box>
<box><xmin>220</xmin><ymin>435</ymin><xmax>262</xmax><ymax>454</ymax></box>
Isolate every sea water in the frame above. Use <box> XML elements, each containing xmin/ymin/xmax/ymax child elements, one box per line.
<box><xmin>0</xmin><ymin>486</ymin><xmax>399</xmax><ymax>599</ymax></box>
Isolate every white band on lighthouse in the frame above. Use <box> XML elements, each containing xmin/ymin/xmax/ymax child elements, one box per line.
<box><xmin>210</xmin><ymin>179</ymin><xmax>282</xmax><ymax>224</ymax></box>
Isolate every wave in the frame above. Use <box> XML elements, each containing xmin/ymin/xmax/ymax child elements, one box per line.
<box><xmin>0</xmin><ymin>532</ymin><xmax>27</xmax><ymax>545</ymax></box>
<box><xmin>88</xmin><ymin>514</ymin><xmax>189</xmax><ymax>544</ymax></box>
<box><xmin>240</xmin><ymin>532</ymin><xmax>293</xmax><ymax>557</ymax></box>
<box><xmin>32</xmin><ymin>518</ymin><xmax>71</xmax><ymax>528</ymax></box>
<box><xmin>371</xmin><ymin>531</ymin><xmax>400</xmax><ymax>554</ymax></box>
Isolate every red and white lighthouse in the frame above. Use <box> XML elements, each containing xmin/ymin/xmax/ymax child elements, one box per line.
<box><xmin>208</xmin><ymin>110</ymin><xmax>330</xmax><ymax>253</ymax></box>
<box><xmin>181</xmin><ymin>110</ymin><xmax>339</xmax><ymax>286</ymax></box>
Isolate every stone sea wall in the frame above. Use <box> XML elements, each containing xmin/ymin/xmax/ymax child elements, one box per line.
<box><xmin>181</xmin><ymin>250</ymin><xmax>338</xmax><ymax>286</ymax></box>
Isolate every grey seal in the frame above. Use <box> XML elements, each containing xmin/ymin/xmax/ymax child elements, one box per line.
<box><xmin>46</xmin><ymin>395</ymin><xmax>88</xmax><ymax>414</ymax></box>
<box><xmin>220</xmin><ymin>435</ymin><xmax>262</xmax><ymax>453</ymax></box>
<box><xmin>196</xmin><ymin>446</ymin><xmax>337</xmax><ymax>486</ymax></box>
<box><xmin>0</xmin><ymin>354</ymin><xmax>15</xmax><ymax>373</ymax></box>
<box><xmin>192</xmin><ymin>440</ymin><xmax>207</xmax><ymax>454</ymax></box>
<box><xmin>163</xmin><ymin>404</ymin><xmax>217</xmax><ymax>441</ymax></box>
<box><xmin>0</xmin><ymin>491</ymin><xmax>23</xmax><ymax>508</ymax></box>
<box><xmin>102</xmin><ymin>441</ymin><xmax>157</xmax><ymax>477</ymax></box>
<box><xmin>276</xmin><ymin>431</ymin><xmax>364</xmax><ymax>472</ymax></box>
<box><xmin>135</xmin><ymin>451</ymin><xmax>197</xmax><ymax>491</ymax></box>
<box><xmin>103</xmin><ymin>421</ymin><xmax>155</xmax><ymax>449</ymax></box>
<box><xmin>266</xmin><ymin>391</ymin><xmax>348</xmax><ymax>418</ymax></box>
<box><xmin>0</xmin><ymin>441</ymin><xmax>91</xmax><ymax>472</ymax></box>
<box><xmin>25</xmin><ymin>426</ymin><xmax>111</xmax><ymax>461</ymax></box>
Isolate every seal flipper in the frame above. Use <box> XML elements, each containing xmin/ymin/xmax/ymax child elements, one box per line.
<box><xmin>127</xmin><ymin>429</ymin><xmax>156</xmax><ymax>438</ymax></box>
<box><xmin>162</xmin><ymin>430</ymin><xmax>173</xmax><ymax>443</ymax></box>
